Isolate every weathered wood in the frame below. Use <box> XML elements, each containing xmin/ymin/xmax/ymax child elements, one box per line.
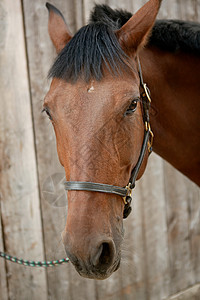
<box><xmin>119</xmin><ymin>184</ymin><xmax>147</xmax><ymax>300</ymax></box>
<box><xmin>158</xmin><ymin>0</ymin><xmax>200</xmax><ymax>20</ymax></box>
<box><xmin>178</xmin><ymin>0</ymin><xmax>198</xmax><ymax>20</ymax></box>
<box><xmin>136</xmin><ymin>154</ymin><xmax>170</xmax><ymax>300</ymax></box>
<box><xmin>197</xmin><ymin>0</ymin><xmax>200</xmax><ymax>21</ymax></box>
<box><xmin>0</xmin><ymin>3</ymin><xmax>8</xmax><ymax>291</ymax></box>
<box><xmin>95</xmin><ymin>269</ymin><xmax>122</xmax><ymax>300</ymax></box>
<box><xmin>166</xmin><ymin>283</ymin><xmax>200</xmax><ymax>300</ymax></box>
<box><xmin>159</xmin><ymin>0</ymin><xmax>200</xmax><ymax>297</ymax></box>
<box><xmin>164</xmin><ymin>162</ymin><xmax>196</xmax><ymax>295</ymax></box>
<box><xmin>158</xmin><ymin>0</ymin><xmax>179</xmax><ymax>19</ymax></box>
<box><xmin>0</xmin><ymin>0</ymin><xmax>47</xmax><ymax>299</ymax></box>
<box><xmin>188</xmin><ymin>183</ymin><xmax>200</xmax><ymax>283</ymax></box>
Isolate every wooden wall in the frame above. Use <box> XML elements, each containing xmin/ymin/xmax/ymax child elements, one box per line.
<box><xmin>0</xmin><ymin>0</ymin><xmax>199</xmax><ymax>299</ymax></box>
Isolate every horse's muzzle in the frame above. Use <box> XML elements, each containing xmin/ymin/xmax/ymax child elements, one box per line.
<box><xmin>64</xmin><ymin>237</ymin><xmax>120</xmax><ymax>279</ymax></box>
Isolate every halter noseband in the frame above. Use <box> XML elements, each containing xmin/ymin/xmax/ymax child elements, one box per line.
<box><xmin>64</xmin><ymin>58</ymin><xmax>153</xmax><ymax>218</ymax></box>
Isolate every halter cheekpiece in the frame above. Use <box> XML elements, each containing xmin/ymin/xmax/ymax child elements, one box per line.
<box><xmin>64</xmin><ymin>57</ymin><xmax>153</xmax><ymax>219</ymax></box>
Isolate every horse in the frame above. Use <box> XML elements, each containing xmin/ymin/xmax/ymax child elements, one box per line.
<box><xmin>44</xmin><ymin>0</ymin><xmax>200</xmax><ymax>279</ymax></box>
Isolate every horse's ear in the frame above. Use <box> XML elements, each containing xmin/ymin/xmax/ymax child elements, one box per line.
<box><xmin>46</xmin><ymin>2</ymin><xmax>72</xmax><ymax>53</ymax></box>
<box><xmin>116</xmin><ymin>0</ymin><xmax>161</xmax><ymax>53</ymax></box>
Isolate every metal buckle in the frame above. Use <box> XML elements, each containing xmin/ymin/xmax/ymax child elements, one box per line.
<box><xmin>143</xmin><ymin>83</ymin><xmax>151</xmax><ymax>103</ymax></box>
<box><xmin>148</xmin><ymin>126</ymin><xmax>154</xmax><ymax>152</ymax></box>
<box><xmin>123</xmin><ymin>183</ymin><xmax>132</xmax><ymax>204</ymax></box>
<box><xmin>145</xmin><ymin>122</ymin><xmax>154</xmax><ymax>153</ymax></box>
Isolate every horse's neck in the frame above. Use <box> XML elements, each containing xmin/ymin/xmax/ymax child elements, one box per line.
<box><xmin>140</xmin><ymin>46</ymin><xmax>200</xmax><ymax>185</ymax></box>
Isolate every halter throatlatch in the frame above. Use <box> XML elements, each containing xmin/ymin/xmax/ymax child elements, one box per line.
<box><xmin>64</xmin><ymin>57</ymin><xmax>153</xmax><ymax>219</ymax></box>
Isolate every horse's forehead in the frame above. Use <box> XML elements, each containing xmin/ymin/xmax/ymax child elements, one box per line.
<box><xmin>46</xmin><ymin>74</ymin><xmax>139</xmax><ymax>106</ymax></box>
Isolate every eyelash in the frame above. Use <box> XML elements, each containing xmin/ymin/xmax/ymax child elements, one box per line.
<box><xmin>124</xmin><ymin>98</ymin><xmax>140</xmax><ymax>116</ymax></box>
<box><xmin>42</xmin><ymin>107</ymin><xmax>52</xmax><ymax>120</ymax></box>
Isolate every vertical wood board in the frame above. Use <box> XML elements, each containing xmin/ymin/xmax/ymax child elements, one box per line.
<box><xmin>166</xmin><ymin>283</ymin><xmax>200</xmax><ymax>300</ymax></box>
<box><xmin>0</xmin><ymin>0</ymin><xmax>47</xmax><ymax>299</ymax></box>
<box><xmin>137</xmin><ymin>154</ymin><xmax>170</xmax><ymax>300</ymax></box>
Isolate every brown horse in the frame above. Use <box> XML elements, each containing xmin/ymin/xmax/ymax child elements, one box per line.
<box><xmin>44</xmin><ymin>0</ymin><xmax>200</xmax><ymax>279</ymax></box>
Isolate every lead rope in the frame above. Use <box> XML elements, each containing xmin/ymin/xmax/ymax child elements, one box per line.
<box><xmin>0</xmin><ymin>251</ymin><xmax>69</xmax><ymax>267</ymax></box>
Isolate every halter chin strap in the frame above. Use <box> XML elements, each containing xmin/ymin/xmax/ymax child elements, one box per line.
<box><xmin>64</xmin><ymin>57</ymin><xmax>153</xmax><ymax>219</ymax></box>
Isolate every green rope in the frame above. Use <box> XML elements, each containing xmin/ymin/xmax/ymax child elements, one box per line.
<box><xmin>0</xmin><ymin>251</ymin><xmax>69</xmax><ymax>267</ymax></box>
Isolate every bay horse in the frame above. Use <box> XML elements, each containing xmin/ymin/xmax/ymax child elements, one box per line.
<box><xmin>44</xmin><ymin>0</ymin><xmax>200</xmax><ymax>279</ymax></box>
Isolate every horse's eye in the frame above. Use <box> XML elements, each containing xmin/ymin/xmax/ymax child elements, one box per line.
<box><xmin>42</xmin><ymin>107</ymin><xmax>52</xmax><ymax>120</ymax></box>
<box><xmin>124</xmin><ymin>98</ymin><xmax>139</xmax><ymax>116</ymax></box>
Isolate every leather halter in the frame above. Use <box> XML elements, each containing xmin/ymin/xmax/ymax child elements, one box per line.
<box><xmin>64</xmin><ymin>57</ymin><xmax>153</xmax><ymax>218</ymax></box>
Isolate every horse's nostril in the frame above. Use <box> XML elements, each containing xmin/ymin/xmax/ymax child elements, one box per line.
<box><xmin>92</xmin><ymin>241</ymin><xmax>115</xmax><ymax>268</ymax></box>
<box><xmin>100</xmin><ymin>243</ymin><xmax>111</xmax><ymax>265</ymax></box>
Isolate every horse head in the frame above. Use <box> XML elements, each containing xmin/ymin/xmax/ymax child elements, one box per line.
<box><xmin>44</xmin><ymin>0</ymin><xmax>161</xmax><ymax>279</ymax></box>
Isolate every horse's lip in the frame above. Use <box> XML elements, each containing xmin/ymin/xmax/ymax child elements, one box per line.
<box><xmin>77</xmin><ymin>270</ymin><xmax>112</xmax><ymax>280</ymax></box>
<box><xmin>113</xmin><ymin>258</ymin><xmax>120</xmax><ymax>272</ymax></box>
<box><xmin>75</xmin><ymin>257</ymin><xmax>121</xmax><ymax>280</ymax></box>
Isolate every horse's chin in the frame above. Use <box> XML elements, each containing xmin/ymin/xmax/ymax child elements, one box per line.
<box><xmin>75</xmin><ymin>258</ymin><xmax>121</xmax><ymax>280</ymax></box>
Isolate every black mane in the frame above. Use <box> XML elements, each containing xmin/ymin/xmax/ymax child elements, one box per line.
<box><xmin>49</xmin><ymin>4</ymin><xmax>200</xmax><ymax>82</ymax></box>
<box><xmin>150</xmin><ymin>19</ymin><xmax>200</xmax><ymax>54</ymax></box>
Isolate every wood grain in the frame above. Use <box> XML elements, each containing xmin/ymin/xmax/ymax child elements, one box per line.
<box><xmin>136</xmin><ymin>154</ymin><xmax>170</xmax><ymax>300</ymax></box>
<box><xmin>166</xmin><ymin>283</ymin><xmax>200</xmax><ymax>300</ymax></box>
<box><xmin>164</xmin><ymin>163</ymin><xmax>196</xmax><ymax>295</ymax></box>
<box><xmin>0</xmin><ymin>0</ymin><xmax>47</xmax><ymax>299</ymax></box>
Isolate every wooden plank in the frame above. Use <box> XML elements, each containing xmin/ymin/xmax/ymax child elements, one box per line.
<box><xmin>22</xmin><ymin>1</ymin><xmax>200</xmax><ymax>300</ymax></box>
<box><xmin>177</xmin><ymin>0</ymin><xmax>197</xmax><ymax>20</ymax></box>
<box><xmin>165</xmin><ymin>283</ymin><xmax>200</xmax><ymax>300</ymax></box>
<box><xmin>156</xmin><ymin>0</ymin><xmax>200</xmax><ymax>297</ymax></box>
<box><xmin>188</xmin><ymin>183</ymin><xmax>200</xmax><ymax>283</ymax></box>
<box><xmin>164</xmin><ymin>162</ymin><xmax>196</xmax><ymax>295</ymax></box>
<box><xmin>108</xmin><ymin>0</ymin><xmax>133</xmax><ymax>11</ymax></box>
<box><xmin>74</xmin><ymin>0</ymin><xmax>85</xmax><ymax>29</ymax></box>
<box><xmin>61</xmin><ymin>1</ymin><xmax>77</xmax><ymax>33</ymax></box>
<box><xmin>83</xmin><ymin>0</ymin><xmax>96</xmax><ymax>24</ymax></box>
<box><xmin>0</xmin><ymin>0</ymin><xmax>47</xmax><ymax>299</ymax></box>
<box><xmin>159</xmin><ymin>0</ymin><xmax>199</xmax><ymax>20</ymax></box>
<box><xmin>136</xmin><ymin>154</ymin><xmax>170</xmax><ymax>300</ymax></box>
<box><xmin>0</xmin><ymin>5</ymin><xmax>9</xmax><ymax>299</ymax></box>
<box><xmin>197</xmin><ymin>0</ymin><xmax>200</xmax><ymax>21</ymax></box>
<box><xmin>119</xmin><ymin>184</ymin><xmax>147</xmax><ymax>300</ymax></box>
<box><xmin>159</xmin><ymin>0</ymin><xmax>179</xmax><ymax>19</ymax></box>
<box><xmin>95</xmin><ymin>270</ymin><xmax>122</xmax><ymax>300</ymax></box>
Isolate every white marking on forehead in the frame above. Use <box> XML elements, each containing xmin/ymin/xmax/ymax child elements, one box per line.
<box><xmin>87</xmin><ymin>86</ymin><xmax>94</xmax><ymax>93</ymax></box>
<box><xmin>87</xmin><ymin>80</ymin><xmax>95</xmax><ymax>93</ymax></box>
